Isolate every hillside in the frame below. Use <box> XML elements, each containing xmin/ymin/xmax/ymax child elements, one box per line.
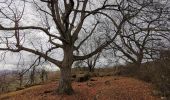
<box><xmin>0</xmin><ymin>76</ymin><xmax>159</xmax><ymax>100</ymax></box>
<box><xmin>0</xmin><ymin>70</ymin><xmax>13</xmax><ymax>75</ymax></box>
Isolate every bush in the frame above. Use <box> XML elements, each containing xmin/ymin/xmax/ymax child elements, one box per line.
<box><xmin>115</xmin><ymin>60</ymin><xmax>170</xmax><ymax>98</ymax></box>
<box><xmin>113</xmin><ymin>64</ymin><xmax>138</xmax><ymax>76</ymax></box>
<box><xmin>151</xmin><ymin>60</ymin><xmax>170</xmax><ymax>97</ymax></box>
<box><xmin>136</xmin><ymin>60</ymin><xmax>170</xmax><ymax>97</ymax></box>
<box><xmin>16</xmin><ymin>87</ymin><xmax>25</xmax><ymax>91</ymax></box>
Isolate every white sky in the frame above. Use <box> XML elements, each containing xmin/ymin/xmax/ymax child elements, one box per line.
<box><xmin>0</xmin><ymin>0</ymin><xmax>117</xmax><ymax>71</ymax></box>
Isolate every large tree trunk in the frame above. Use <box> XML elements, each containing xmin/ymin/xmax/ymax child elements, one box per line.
<box><xmin>57</xmin><ymin>45</ymin><xmax>74</xmax><ymax>95</ymax></box>
<box><xmin>57</xmin><ymin>67</ymin><xmax>73</xmax><ymax>95</ymax></box>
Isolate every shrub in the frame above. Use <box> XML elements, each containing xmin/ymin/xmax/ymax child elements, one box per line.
<box><xmin>115</xmin><ymin>60</ymin><xmax>170</xmax><ymax>98</ymax></box>
<box><xmin>136</xmin><ymin>60</ymin><xmax>170</xmax><ymax>97</ymax></box>
<box><xmin>151</xmin><ymin>60</ymin><xmax>170</xmax><ymax>97</ymax></box>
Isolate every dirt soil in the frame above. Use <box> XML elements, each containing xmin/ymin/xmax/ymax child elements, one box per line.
<box><xmin>0</xmin><ymin>76</ymin><xmax>160</xmax><ymax>100</ymax></box>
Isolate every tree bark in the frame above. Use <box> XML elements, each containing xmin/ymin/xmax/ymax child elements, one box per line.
<box><xmin>57</xmin><ymin>67</ymin><xmax>73</xmax><ymax>95</ymax></box>
<box><xmin>57</xmin><ymin>45</ymin><xmax>74</xmax><ymax>95</ymax></box>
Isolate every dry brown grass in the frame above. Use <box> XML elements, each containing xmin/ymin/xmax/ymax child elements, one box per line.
<box><xmin>0</xmin><ymin>76</ymin><xmax>159</xmax><ymax>100</ymax></box>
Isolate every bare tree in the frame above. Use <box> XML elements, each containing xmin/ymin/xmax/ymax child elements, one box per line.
<box><xmin>15</xmin><ymin>68</ymin><xmax>25</xmax><ymax>88</ymax></box>
<box><xmin>39</xmin><ymin>67</ymin><xmax>48</xmax><ymax>83</ymax></box>
<box><xmin>0</xmin><ymin>0</ymin><xmax>148</xmax><ymax>94</ymax></box>
<box><xmin>79</xmin><ymin>33</ymin><xmax>102</xmax><ymax>72</ymax></box>
<box><xmin>109</xmin><ymin>0</ymin><xmax>170</xmax><ymax>69</ymax></box>
<box><xmin>29</xmin><ymin>65</ymin><xmax>36</xmax><ymax>85</ymax></box>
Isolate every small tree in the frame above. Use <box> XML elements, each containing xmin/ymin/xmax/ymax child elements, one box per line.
<box><xmin>40</xmin><ymin>68</ymin><xmax>48</xmax><ymax>83</ymax></box>
<box><xmin>29</xmin><ymin>66</ymin><xmax>36</xmax><ymax>85</ymax></box>
<box><xmin>15</xmin><ymin>69</ymin><xmax>25</xmax><ymax>88</ymax></box>
<box><xmin>79</xmin><ymin>31</ymin><xmax>102</xmax><ymax>72</ymax></box>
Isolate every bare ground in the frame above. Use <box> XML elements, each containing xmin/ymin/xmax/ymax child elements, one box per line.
<box><xmin>0</xmin><ymin>76</ymin><xmax>160</xmax><ymax>100</ymax></box>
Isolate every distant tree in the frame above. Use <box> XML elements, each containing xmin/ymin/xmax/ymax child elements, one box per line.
<box><xmin>15</xmin><ymin>69</ymin><xmax>25</xmax><ymax>88</ymax></box>
<box><xmin>40</xmin><ymin>68</ymin><xmax>48</xmax><ymax>83</ymax></box>
<box><xmin>79</xmin><ymin>34</ymin><xmax>102</xmax><ymax>72</ymax></box>
<box><xmin>29</xmin><ymin>66</ymin><xmax>36</xmax><ymax>85</ymax></box>
<box><xmin>0</xmin><ymin>71</ymin><xmax>9</xmax><ymax>93</ymax></box>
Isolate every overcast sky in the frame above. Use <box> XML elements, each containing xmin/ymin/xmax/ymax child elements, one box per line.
<box><xmin>0</xmin><ymin>0</ymin><xmax>116</xmax><ymax>71</ymax></box>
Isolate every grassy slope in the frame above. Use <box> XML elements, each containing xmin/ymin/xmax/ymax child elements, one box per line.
<box><xmin>0</xmin><ymin>76</ymin><xmax>160</xmax><ymax>100</ymax></box>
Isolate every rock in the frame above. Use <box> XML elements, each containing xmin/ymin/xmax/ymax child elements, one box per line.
<box><xmin>90</xmin><ymin>78</ymin><xmax>97</xmax><ymax>81</ymax></box>
<box><xmin>105</xmin><ymin>80</ymin><xmax>111</xmax><ymax>86</ymax></box>
<box><xmin>87</xmin><ymin>82</ymin><xmax>95</xmax><ymax>87</ymax></box>
<box><xmin>99</xmin><ymin>74</ymin><xmax>104</xmax><ymax>77</ymax></box>
<box><xmin>77</xmin><ymin>84</ymin><xmax>81</xmax><ymax>86</ymax></box>
<box><xmin>106</xmin><ymin>74</ymin><xmax>111</xmax><ymax>76</ymax></box>
<box><xmin>152</xmin><ymin>90</ymin><xmax>162</xmax><ymax>96</ymax></box>
<box><xmin>161</xmin><ymin>97</ymin><xmax>167</xmax><ymax>100</ymax></box>
<box><xmin>71</xmin><ymin>78</ymin><xmax>75</xmax><ymax>81</ymax></box>
<box><xmin>94</xmin><ymin>94</ymin><xmax>100</xmax><ymax>100</ymax></box>
<box><xmin>113</xmin><ymin>78</ymin><xmax>118</xmax><ymax>80</ymax></box>
<box><xmin>89</xmin><ymin>72</ymin><xmax>99</xmax><ymax>77</ymax></box>
<box><xmin>16</xmin><ymin>87</ymin><xmax>25</xmax><ymax>91</ymax></box>
<box><xmin>75</xmin><ymin>73</ymin><xmax>90</xmax><ymax>82</ymax></box>
<box><xmin>72</xmin><ymin>74</ymin><xmax>76</xmax><ymax>78</ymax></box>
<box><xmin>44</xmin><ymin>90</ymin><xmax>51</xmax><ymax>94</ymax></box>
